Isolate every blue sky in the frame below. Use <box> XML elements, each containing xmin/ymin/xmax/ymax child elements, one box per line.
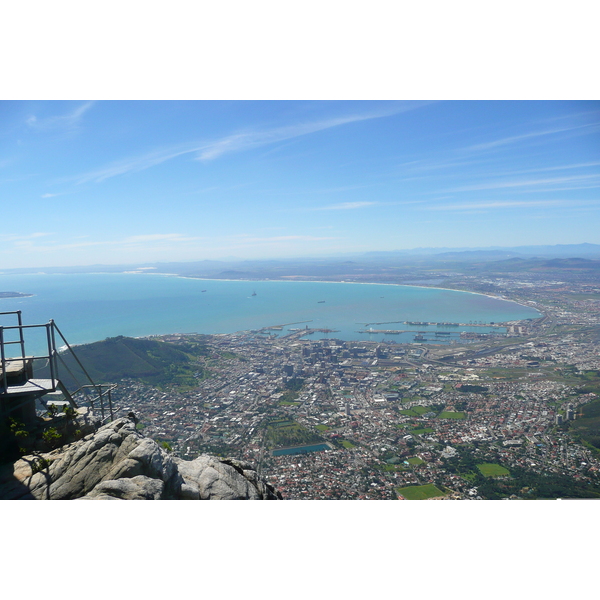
<box><xmin>1</xmin><ymin>100</ymin><xmax>599</xmax><ymax>268</ymax></box>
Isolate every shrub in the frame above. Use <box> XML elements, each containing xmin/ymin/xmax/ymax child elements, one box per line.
<box><xmin>42</xmin><ymin>427</ymin><xmax>63</xmax><ymax>449</ymax></box>
<box><xmin>32</xmin><ymin>457</ymin><xmax>51</xmax><ymax>474</ymax></box>
<box><xmin>63</xmin><ymin>405</ymin><xmax>76</xmax><ymax>418</ymax></box>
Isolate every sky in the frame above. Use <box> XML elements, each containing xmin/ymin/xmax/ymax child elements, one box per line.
<box><xmin>1</xmin><ymin>99</ymin><xmax>599</xmax><ymax>268</ymax></box>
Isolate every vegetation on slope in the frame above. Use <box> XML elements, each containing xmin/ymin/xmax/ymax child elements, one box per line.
<box><xmin>54</xmin><ymin>336</ymin><xmax>210</xmax><ymax>388</ymax></box>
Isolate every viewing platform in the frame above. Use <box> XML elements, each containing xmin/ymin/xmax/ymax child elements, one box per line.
<box><xmin>0</xmin><ymin>311</ymin><xmax>117</xmax><ymax>429</ymax></box>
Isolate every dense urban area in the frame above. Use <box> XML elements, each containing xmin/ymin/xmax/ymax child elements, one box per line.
<box><xmin>101</xmin><ymin>264</ymin><xmax>600</xmax><ymax>500</ymax></box>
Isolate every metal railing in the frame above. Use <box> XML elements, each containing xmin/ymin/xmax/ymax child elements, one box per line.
<box><xmin>0</xmin><ymin>310</ymin><xmax>116</xmax><ymax>422</ymax></box>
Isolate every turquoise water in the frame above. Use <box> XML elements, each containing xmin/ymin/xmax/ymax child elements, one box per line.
<box><xmin>0</xmin><ymin>273</ymin><xmax>540</xmax><ymax>354</ymax></box>
<box><xmin>272</xmin><ymin>443</ymin><xmax>330</xmax><ymax>456</ymax></box>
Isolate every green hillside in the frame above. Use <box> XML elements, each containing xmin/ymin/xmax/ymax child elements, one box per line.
<box><xmin>50</xmin><ymin>336</ymin><xmax>210</xmax><ymax>388</ymax></box>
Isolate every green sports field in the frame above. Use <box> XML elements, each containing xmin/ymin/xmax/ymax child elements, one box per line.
<box><xmin>477</xmin><ymin>463</ymin><xmax>510</xmax><ymax>477</ymax></box>
<box><xmin>438</xmin><ymin>411</ymin><xmax>466</xmax><ymax>419</ymax></box>
<box><xmin>399</xmin><ymin>405</ymin><xmax>430</xmax><ymax>417</ymax></box>
<box><xmin>396</xmin><ymin>483</ymin><xmax>445</xmax><ymax>500</ymax></box>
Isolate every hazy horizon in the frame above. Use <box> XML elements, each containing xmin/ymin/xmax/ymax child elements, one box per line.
<box><xmin>1</xmin><ymin>240</ymin><xmax>599</xmax><ymax>273</ymax></box>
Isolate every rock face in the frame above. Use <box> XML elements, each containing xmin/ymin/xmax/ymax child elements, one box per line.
<box><xmin>0</xmin><ymin>416</ymin><xmax>281</xmax><ymax>500</ymax></box>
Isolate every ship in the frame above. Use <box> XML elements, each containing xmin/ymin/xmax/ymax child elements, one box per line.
<box><xmin>252</xmin><ymin>291</ymin><xmax>257</xmax><ymax>296</ymax></box>
<box><xmin>318</xmin><ymin>300</ymin><xmax>325</xmax><ymax>303</ymax></box>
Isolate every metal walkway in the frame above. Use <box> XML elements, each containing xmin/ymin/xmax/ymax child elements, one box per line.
<box><xmin>0</xmin><ymin>311</ymin><xmax>116</xmax><ymax>424</ymax></box>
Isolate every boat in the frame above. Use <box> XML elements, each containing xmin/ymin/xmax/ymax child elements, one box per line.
<box><xmin>252</xmin><ymin>291</ymin><xmax>257</xmax><ymax>296</ymax></box>
<box><xmin>318</xmin><ymin>300</ymin><xmax>325</xmax><ymax>303</ymax></box>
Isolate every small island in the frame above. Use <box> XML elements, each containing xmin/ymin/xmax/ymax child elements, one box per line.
<box><xmin>0</xmin><ymin>291</ymin><xmax>33</xmax><ymax>299</ymax></box>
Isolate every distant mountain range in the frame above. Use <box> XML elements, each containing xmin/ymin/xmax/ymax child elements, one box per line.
<box><xmin>362</xmin><ymin>243</ymin><xmax>600</xmax><ymax>261</ymax></box>
<box><xmin>4</xmin><ymin>243</ymin><xmax>600</xmax><ymax>276</ymax></box>
<box><xmin>470</xmin><ymin>256</ymin><xmax>600</xmax><ymax>273</ymax></box>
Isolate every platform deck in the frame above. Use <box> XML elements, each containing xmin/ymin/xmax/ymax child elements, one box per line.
<box><xmin>0</xmin><ymin>378</ymin><xmax>58</xmax><ymax>397</ymax></box>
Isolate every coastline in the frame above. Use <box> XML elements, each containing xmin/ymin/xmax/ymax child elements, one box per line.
<box><xmin>0</xmin><ymin>272</ymin><xmax>542</xmax><ymax>352</ymax></box>
<box><xmin>0</xmin><ymin>269</ymin><xmax>542</xmax><ymax>318</ymax></box>
<box><xmin>152</xmin><ymin>273</ymin><xmax>543</xmax><ymax>319</ymax></box>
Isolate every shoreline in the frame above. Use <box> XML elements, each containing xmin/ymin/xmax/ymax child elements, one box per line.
<box><xmin>0</xmin><ymin>268</ymin><xmax>540</xmax><ymax>316</ymax></box>
<box><xmin>1</xmin><ymin>272</ymin><xmax>542</xmax><ymax>349</ymax></box>
<box><xmin>152</xmin><ymin>273</ymin><xmax>543</xmax><ymax>318</ymax></box>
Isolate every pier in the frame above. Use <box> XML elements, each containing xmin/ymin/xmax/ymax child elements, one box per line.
<box><xmin>359</xmin><ymin>320</ymin><xmax>505</xmax><ymax>329</ymax></box>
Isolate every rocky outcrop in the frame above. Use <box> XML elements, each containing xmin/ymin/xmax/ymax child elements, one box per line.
<box><xmin>174</xmin><ymin>455</ymin><xmax>278</xmax><ymax>500</ymax></box>
<box><xmin>0</xmin><ymin>416</ymin><xmax>281</xmax><ymax>500</ymax></box>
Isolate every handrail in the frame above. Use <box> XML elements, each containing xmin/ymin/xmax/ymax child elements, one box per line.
<box><xmin>17</xmin><ymin>311</ymin><xmax>25</xmax><ymax>363</ymax></box>
<box><xmin>0</xmin><ymin>313</ymin><xmax>117</xmax><ymax>422</ymax></box>
<box><xmin>71</xmin><ymin>383</ymin><xmax>118</xmax><ymax>421</ymax></box>
<box><xmin>46</xmin><ymin>323</ymin><xmax>56</xmax><ymax>390</ymax></box>
<box><xmin>52</xmin><ymin>322</ymin><xmax>98</xmax><ymax>390</ymax></box>
<box><xmin>0</xmin><ymin>327</ymin><xmax>6</xmax><ymax>392</ymax></box>
<box><xmin>55</xmin><ymin>351</ymin><xmax>85</xmax><ymax>394</ymax></box>
<box><xmin>0</xmin><ymin>323</ymin><xmax>61</xmax><ymax>330</ymax></box>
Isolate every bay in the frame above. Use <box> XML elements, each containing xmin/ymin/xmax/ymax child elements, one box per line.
<box><xmin>0</xmin><ymin>273</ymin><xmax>540</xmax><ymax>355</ymax></box>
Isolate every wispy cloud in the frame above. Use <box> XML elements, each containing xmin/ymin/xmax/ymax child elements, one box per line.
<box><xmin>65</xmin><ymin>104</ymin><xmax>422</xmax><ymax>185</ymax></box>
<box><xmin>196</xmin><ymin>108</ymin><xmax>412</xmax><ymax>161</ymax></box>
<box><xmin>0</xmin><ymin>232</ymin><xmax>343</xmax><ymax>262</ymax></box>
<box><xmin>503</xmin><ymin>160</ymin><xmax>600</xmax><ymax>176</ymax></box>
<box><xmin>315</xmin><ymin>201</ymin><xmax>381</xmax><ymax>211</ymax></box>
<box><xmin>446</xmin><ymin>173</ymin><xmax>600</xmax><ymax>193</ymax></box>
<box><xmin>460</xmin><ymin>121</ymin><xmax>600</xmax><ymax>154</ymax></box>
<box><xmin>67</xmin><ymin>145</ymin><xmax>197</xmax><ymax>184</ymax></box>
<box><xmin>0</xmin><ymin>232</ymin><xmax>202</xmax><ymax>254</ymax></box>
<box><xmin>229</xmin><ymin>234</ymin><xmax>338</xmax><ymax>243</ymax></box>
<box><xmin>122</xmin><ymin>233</ymin><xmax>200</xmax><ymax>243</ymax></box>
<box><xmin>26</xmin><ymin>102</ymin><xmax>94</xmax><ymax>133</ymax></box>
<box><xmin>395</xmin><ymin>156</ymin><xmax>495</xmax><ymax>176</ymax></box>
<box><xmin>427</xmin><ymin>199</ymin><xmax>599</xmax><ymax>211</ymax></box>
<box><xmin>0</xmin><ymin>232</ymin><xmax>53</xmax><ymax>241</ymax></box>
<box><xmin>41</xmin><ymin>192</ymin><xmax>61</xmax><ymax>198</ymax></box>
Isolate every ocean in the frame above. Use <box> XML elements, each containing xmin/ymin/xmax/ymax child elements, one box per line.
<box><xmin>0</xmin><ymin>272</ymin><xmax>541</xmax><ymax>354</ymax></box>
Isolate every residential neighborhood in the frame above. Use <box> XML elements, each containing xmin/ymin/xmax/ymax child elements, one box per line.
<box><xmin>110</xmin><ymin>272</ymin><xmax>600</xmax><ymax>499</ymax></box>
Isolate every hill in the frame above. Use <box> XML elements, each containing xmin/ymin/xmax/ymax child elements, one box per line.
<box><xmin>52</xmin><ymin>335</ymin><xmax>210</xmax><ymax>389</ymax></box>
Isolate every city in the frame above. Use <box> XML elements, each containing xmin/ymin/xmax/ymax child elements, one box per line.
<box><xmin>109</xmin><ymin>270</ymin><xmax>600</xmax><ymax>499</ymax></box>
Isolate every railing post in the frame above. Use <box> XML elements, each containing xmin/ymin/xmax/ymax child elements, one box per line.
<box><xmin>0</xmin><ymin>327</ymin><xmax>6</xmax><ymax>392</ymax></box>
<box><xmin>108</xmin><ymin>387</ymin><xmax>114</xmax><ymax>421</ymax></box>
<box><xmin>17</xmin><ymin>310</ymin><xmax>26</xmax><ymax>363</ymax></box>
<box><xmin>97</xmin><ymin>384</ymin><xmax>104</xmax><ymax>418</ymax></box>
<box><xmin>52</xmin><ymin>322</ymin><xmax>98</xmax><ymax>390</ymax></box>
<box><xmin>46</xmin><ymin>322</ymin><xmax>56</xmax><ymax>390</ymax></box>
<box><xmin>50</xmin><ymin>320</ymin><xmax>58</xmax><ymax>392</ymax></box>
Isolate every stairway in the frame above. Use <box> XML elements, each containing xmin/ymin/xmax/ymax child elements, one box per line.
<box><xmin>0</xmin><ymin>311</ymin><xmax>112</xmax><ymax>426</ymax></box>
